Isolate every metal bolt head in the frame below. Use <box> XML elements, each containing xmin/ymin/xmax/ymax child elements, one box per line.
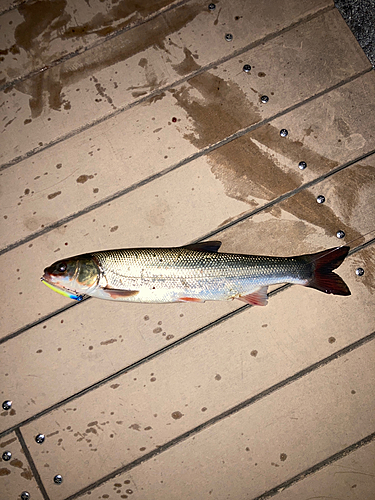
<box><xmin>35</xmin><ymin>434</ymin><xmax>45</xmax><ymax>444</ymax></box>
<box><xmin>356</xmin><ymin>267</ymin><xmax>364</xmax><ymax>276</ymax></box>
<box><xmin>243</xmin><ymin>64</ymin><xmax>251</xmax><ymax>73</ymax></box>
<box><xmin>336</xmin><ymin>230</ymin><xmax>345</xmax><ymax>239</ymax></box>
<box><xmin>2</xmin><ymin>400</ymin><xmax>12</xmax><ymax>411</ymax></box>
<box><xmin>316</xmin><ymin>195</ymin><xmax>325</xmax><ymax>204</ymax></box>
<box><xmin>225</xmin><ymin>33</ymin><xmax>233</xmax><ymax>42</ymax></box>
<box><xmin>2</xmin><ymin>450</ymin><xmax>12</xmax><ymax>461</ymax></box>
<box><xmin>21</xmin><ymin>492</ymin><xmax>30</xmax><ymax>500</ymax></box>
<box><xmin>261</xmin><ymin>95</ymin><xmax>269</xmax><ymax>103</ymax></box>
<box><xmin>280</xmin><ymin>129</ymin><xmax>288</xmax><ymax>137</ymax></box>
<box><xmin>208</xmin><ymin>3</ymin><xmax>216</xmax><ymax>10</ymax></box>
<box><xmin>298</xmin><ymin>161</ymin><xmax>307</xmax><ymax>170</ymax></box>
<box><xmin>54</xmin><ymin>474</ymin><xmax>63</xmax><ymax>484</ymax></box>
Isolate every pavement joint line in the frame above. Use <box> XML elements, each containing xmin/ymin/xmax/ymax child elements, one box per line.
<box><xmin>0</xmin><ymin>274</ymin><xmax>373</xmax><ymax>440</ymax></box>
<box><xmin>0</xmin><ymin>68</ymin><xmax>373</xmax><ymax>258</ymax></box>
<box><xmin>15</xmin><ymin>427</ymin><xmax>51</xmax><ymax>500</ymax></box>
<box><xmin>251</xmin><ymin>431</ymin><xmax>375</xmax><ymax>500</ymax></box>
<box><xmin>61</xmin><ymin>330</ymin><xmax>375</xmax><ymax>500</ymax></box>
<box><xmin>0</xmin><ymin>2</ymin><xmax>338</xmax><ymax>171</ymax></box>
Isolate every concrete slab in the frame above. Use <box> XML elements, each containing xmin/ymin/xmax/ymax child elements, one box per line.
<box><xmin>22</xmin><ymin>313</ymin><xmax>375</xmax><ymax>499</ymax></box>
<box><xmin>1</xmin><ymin>8</ymin><xmax>372</xmax><ymax>251</ymax></box>
<box><xmin>1</xmin><ymin>159</ymin><xmax>374</xmax><ymax>431</ymax></box>
<box><xmin>1</xmin><ymin>89</ymin><xmax>374</xmax><ymax>338</ymax></box>
<box><xmin>275</xmin><ymin>439</ymin><xmax>375</xmax><ymax>500</ymax></box>
<box><xmin>1</xmin><ymin>0</ymin><xmax>374</xmax><ymax>497</ymax></box>
<box><xmin>1</xmin><ymin>0</ymin><xmax>341</xmax><ymax>166</ymax></box>
<box><xmin>0</xmin><ymin>0</ymin><xmax>184</xmax><ymax>86</ymax></box>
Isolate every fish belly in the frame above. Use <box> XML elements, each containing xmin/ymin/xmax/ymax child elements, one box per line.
<box><xmin>90</xmin><ymin>275</ymin><xmax>279</xmax><ymax>303</ymax></box>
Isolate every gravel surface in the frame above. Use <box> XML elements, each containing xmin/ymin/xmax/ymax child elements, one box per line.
<box><xmin>335</xmin><ymin>0</ymin><xmax>375</xmax><ymax>66</ymax></box>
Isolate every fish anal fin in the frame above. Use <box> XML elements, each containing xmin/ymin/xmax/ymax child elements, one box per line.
<box><xmin>103</xmin><ymin>287</ymin><xmax>139</xmax><ymax>299</ymax></box>
<box><xmin>178</xmin><ymin>297</ymin><xmax>205</xmax><ymax>303</ymax></box>
<box><xmin>237</xmin><ymin>287</ymin><xmax>268</xmax><ymax>306</ymax></box>
<box><xmin>183</xmin><ymin>241</ymin><xmax>221</xmax><ymax>253</ymax></box>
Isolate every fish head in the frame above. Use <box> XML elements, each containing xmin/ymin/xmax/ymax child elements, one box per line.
<box><xmin>42</xmin><ymin>255</ymin><xmax>100</xmax><ymax>299</ymax></box>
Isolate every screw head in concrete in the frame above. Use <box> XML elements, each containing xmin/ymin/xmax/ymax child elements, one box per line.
<box><xmin>2</xmin><ymin>400</ymin><xmax>12</xmax><ymax>411</ymax></box>
<box><xmin>280</xmin><ymin>129</ymin><xmax>288</xmax><ymax>137</ymax></box>
<box><xmin>298</xmin><ymin>161</ymin><xmax>307</xmax><ymax>170</ymax></box>
<box><xmin>208</xmin><ymin>3</ymin><xmax>216</xmax><ymax>10</ymax></box>
<box><xmin>336</xmin><ymin>230</ymin><xmax>345</xmax><ymax>239</ymax></box>
<box><xmin>261</xmin><ymin>95</ymin><xmax>269</xmax><ymax>103</ymax></box>
<box><xmin>356</xmin><ymin>267</ymin><xmax>364</xmax><ymax>276</ymax></box>
<box><xmin>316</xmin><ymin>195</ymin><xmax>325</xmax><ymax>204</ymax></box>
<box><xmin>35</xmin><ymin>434</ymin><xmax>45</xmax><ymax>444</ymax></box>
<box><xmin>225</xmin><ymin>33</ymin><xmax>233</xmax><ymax>42</ymax></box>
<box><xmin>2</xmin><ymin>451</ymin><xmax>12</xmax><ymax>461</ymax></box>
<box><xmin>243</xmin><ymin>64</ymin><xmax>251</xmax><ymax>72</ymax></box>
<box><xmin>54</xmin><ymin>474</ymin><xmax>63</xmax><ymax>484</ymax></box>
<box><xmin>21</xmin><ymin>493</ymin><xmax>30</xmax><ymax>500</ymax></box>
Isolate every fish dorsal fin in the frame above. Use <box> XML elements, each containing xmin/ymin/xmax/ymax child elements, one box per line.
<box><xmin>183</xmin><ymin>241</ymin><xmax>222</xmax><ymax>253</ymax></box>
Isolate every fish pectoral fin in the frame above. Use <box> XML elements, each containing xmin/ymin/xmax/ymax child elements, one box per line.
<box><xmin>237</xmin><ymin>287</ymin><xmax>269</xmax><ymax>306</ymax></box>
<box><xmin>102</xmin><ymin>287</ymin><xmax>139</xmax><ymax>300</ymax></box>
<box><xmin>178</xmin><ymin>297</ymin><xmax>205</xmax><ymax>303</ymax></box>
<box><xmin>183</xmin><ymin>241</ymin><xmax>222</xmax><ymax>253</ymax></box>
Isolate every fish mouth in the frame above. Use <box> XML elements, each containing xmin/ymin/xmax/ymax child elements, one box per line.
<box><xmin>40</xmin><ymin>276</ymin><xmax>84</xmax><ymax>301</ymax></box>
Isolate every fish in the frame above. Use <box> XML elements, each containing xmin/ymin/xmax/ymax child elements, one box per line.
<box><xmin>41</xmin><ymin>242</ymin><xmax>351</xmax><ymax>306</ymax></box>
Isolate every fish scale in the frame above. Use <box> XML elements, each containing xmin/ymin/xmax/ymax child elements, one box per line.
<box><xmin>92</xmin><ymin>248</ymin><xmax>309</xmax><ymax>280</ymax></box>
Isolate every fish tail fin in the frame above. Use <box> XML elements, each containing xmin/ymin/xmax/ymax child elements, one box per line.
<box><xmin>303</xmin><ymin>246</ymin><xmax>351</xmax><ymax>296</ymax></box>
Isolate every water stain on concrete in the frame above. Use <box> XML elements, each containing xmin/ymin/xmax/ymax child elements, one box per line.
<box><xmin>0</xmin><ymin>437</ymin><xmax>17</xmax><ymax>448</ymax></box>
<box><xmin>62</xmin><ymin>0</ymin><xmax>176</xmax><ymax>39</ymax></box>
<box><xmin>100</xmin><ymin>338</ymin><xmax>117</xmax><ymax>345</ymax></box>
<box><xmin>171</xmin><ymin>411</ymin><xmax>183</xmax><ymax>419</ymax></box>
<box><xmin>129</xmin><ymin>423</ymin><xmax>141</xmax><ymax>431</ymax></box>
<box><xmin>208</xmin><ymin>124</ymin><xmax>338</xmax><ymax>206</ymax></box>
<box><xmin>77</xmin><ymin>174</ymin><xmax>94</xmax><ymax>183</ymax></box>
<box><xmin>47</xmin><ymin>191</ymin><xmax>62</xmax><ymax>200</ymax></box>
<box><xmin>355</xmin><ymin>246</ymin><xmax>375</xmax><ymax>295</ymax></box>
<box><xmin>130</xmin><ymin>57</ymin><xmax>160</xmax><ymax>96</ymax></box>
<box><xmin>10</xmin><ymin>458</ymin><xmax>23</xmax><ymax>469</ymax></box>
<box><xmin>171</xmin><ymin>71</ymin><xmax>262</xmax><ymax>148</ymax></box>
<box><xmin>172</xmin><ymin>47</ymin><xmax>200</xmax><ymax>75</ymax></box>
<box><xmin>9</xmin><ymin>458</ymin><xmax>33</xmax><ymax>480</ymax></box>
<box><xmin>172</xmin><ymin>63</ymin><xmax>373</xmax><ymax>248</ymax></box>
<box><xmin>14</xmin><ymin>0</ymin><xmax>68</xmax><ymax>54</ymax></box>
<box><xmin>13</xmin><ymin>3</ymin><xmax>202</xmax><ymax>117</ymax></box>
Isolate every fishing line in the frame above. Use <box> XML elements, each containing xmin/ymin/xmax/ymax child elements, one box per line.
<box><xmin>307</xmin><ymin>227</ymin><xmax>375</xmax><ymax>265</ymax></box>
<box><xmin>339</xmin><ymin>228</ymin><xmax>375</xmax><ymax>251</ymax></box>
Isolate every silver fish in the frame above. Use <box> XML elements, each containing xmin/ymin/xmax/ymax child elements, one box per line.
<box><xmin>41</xmin><ymin>242</ymin><xmax>350</xmax><ymax>306</ymax></box>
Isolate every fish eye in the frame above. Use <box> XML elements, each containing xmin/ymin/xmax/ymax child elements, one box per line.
<box><xmin>57</xmin><ymin>262</ymin><xmax>67</xmax><ymax>273</ymax></box>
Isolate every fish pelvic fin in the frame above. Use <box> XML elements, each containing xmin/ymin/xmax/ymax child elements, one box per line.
<box><xmin>102</xmin><ymin>287</ymin><xmax>140</xmax><ymax>299</ymax></box>
<box><xmin>303</xmin><ymin>246</ymin><xmax>351</xmax><ymax>296</ymax></box>
<box><xmin>237</xmin><ymin>286</ymin><xmax>269</xmax><ymax>306</ymax></box>
<box><xmin>178</xmin><ymin>297</ymin><xmax>205</xmax><ymax>302</ymax></box>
